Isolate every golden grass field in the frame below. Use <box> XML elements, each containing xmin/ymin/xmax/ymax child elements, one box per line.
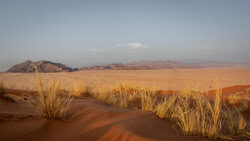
<box><xmin>0</xmin><ymin>68</ymin><xmax>250</xmax><ymax>91</ymax></box>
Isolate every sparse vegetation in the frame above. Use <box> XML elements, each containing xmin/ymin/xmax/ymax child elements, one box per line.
<box><xmin>86</xmin><ymin>81</ymin><xmax>249</xmax><ymax>140</ymax></box>
<box><xmin>2</xmin><ymin>75</ymin><xmax>249</xmax><ymax>140</ymax></box>
<box><xmin>21</xmin><ymin>77</ymin><xmax>249</xmax><ymax>139</ymax></box>
<box><xmin>34</xmin><ymin>68</ymin><xmax>72</xmax><ymax>119</ymax></box>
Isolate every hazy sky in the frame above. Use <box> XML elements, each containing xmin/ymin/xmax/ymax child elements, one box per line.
<box><xmin>1</xmin><ymin>0</ymin><xmax>250</xmax><ymax>71</ymax></box>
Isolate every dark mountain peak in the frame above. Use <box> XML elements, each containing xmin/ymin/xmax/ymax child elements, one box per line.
<box><xmin>7</xmin><ymin>60</ymin><xmax>79</xmax><ymax>73</ymax></box>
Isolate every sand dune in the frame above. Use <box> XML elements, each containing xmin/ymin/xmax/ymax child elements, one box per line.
<box><xmin>0</xmin><ymin>93</ymin><xmax>209</xmax><ymax>141</ymax></box>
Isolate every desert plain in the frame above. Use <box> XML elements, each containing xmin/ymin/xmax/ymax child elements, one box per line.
<box><xmin>1</xmin><ymin>68</ymin><xmax>250</xmax><ymax>91</ymax></box>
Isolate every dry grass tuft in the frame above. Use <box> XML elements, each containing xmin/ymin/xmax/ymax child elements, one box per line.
<box><xmin>72</xmin><ymin>81</ymin><xmax>92</xmax><ymax>96</ymax></box>
<box><xmin>34</xmin><ymin>68</ymin><xmax>72</xmax><ymax>119</ymax></box>
<box><xmin>167</xmin><ymin>89</ymin><xmax>224</xmax><ymax>139</ymax></box>
<box><xmin>113</xmin><ymin>82</ymin><xmax>138</xmax><ymax>94</ymax></box>
<box><xmin>92</xmin><ymin>85</ymin><xmax>117</xmax><ymax>106</ymax></box>
<box><xmin>140</xmin><ymin>91</ymin><xmax>156</xmax><ymax>111</ymax></box>
<box><xmin>154</xmin><ymin>94</ymin><xmax>178</xmax><ymax>119</ymax></box>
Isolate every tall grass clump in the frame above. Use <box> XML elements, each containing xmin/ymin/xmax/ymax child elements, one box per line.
<box><xmin>175</xmin><ymin>89</ymin><xmax>223</xmax><ymax>139</ymax></box>
<box><xmin>140</xmin><ymin>88</ymin><xmax>157</xmax><ymax>111</ymax></box>
<box><xmin>206</xmin><ymin>93</ymin><xmax>223</xmax><ymax>139</ymax></box>
<box><xmin>35</xmin><ymin>68</ymin><xmax>72</xmax><ymax>119</ymax></box>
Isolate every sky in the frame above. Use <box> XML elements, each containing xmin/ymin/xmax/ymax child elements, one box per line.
<box><xmin>0</xmin><ymin>0</ymin><xmax>250</xmax><ymax>71</ymax></box>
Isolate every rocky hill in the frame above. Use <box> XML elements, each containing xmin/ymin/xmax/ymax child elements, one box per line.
<box><xmin>7</xmin><ymin>60</ymin><xmax>78</xmax><ymax>73</ymax></box>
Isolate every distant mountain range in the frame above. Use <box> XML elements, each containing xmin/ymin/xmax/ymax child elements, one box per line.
<box><xmin>80</xmin><ymin>60</ymin><xmax>193</xmax><ymax>70</ymax></box>
<box><xmin>7</xmin><ymin>60</ymin><xmax>79</xmax><ymax>73</ymax></box>
<box><xmin>80</xmin><ymin>60</ymin><xmax>250</xmax><ymax>70</ymax></box>
<box><xmin>6</xmin><ymin>60</ymin><xmax>250</xmax><ymax>73</ymax></box>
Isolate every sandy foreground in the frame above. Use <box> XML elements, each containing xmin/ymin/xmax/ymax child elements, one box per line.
<box><xmin>0</xmin><ymin>68</ymin><xmax>250</xmax><ymax>91</ymax></box>
<box><xmin>0</xmin><ymin>92</ymin><xmax>210</xmax><ymax>141</ymax></box>
<box><xmin>0</xmin><ymin>68</ymin><xmax>250</xmax><ymax>141</ymax></box>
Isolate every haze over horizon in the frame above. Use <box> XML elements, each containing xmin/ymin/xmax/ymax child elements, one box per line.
<box><xmin>1</xmin><ymin>0</ymin><xmax>250</xmax><ymax>71</ymax></box>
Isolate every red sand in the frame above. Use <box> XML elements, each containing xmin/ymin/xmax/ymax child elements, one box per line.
<box><xmin>207</xmin><ymin>85</ymin><xmax>250</xmax><ymax>96</ymax></box>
